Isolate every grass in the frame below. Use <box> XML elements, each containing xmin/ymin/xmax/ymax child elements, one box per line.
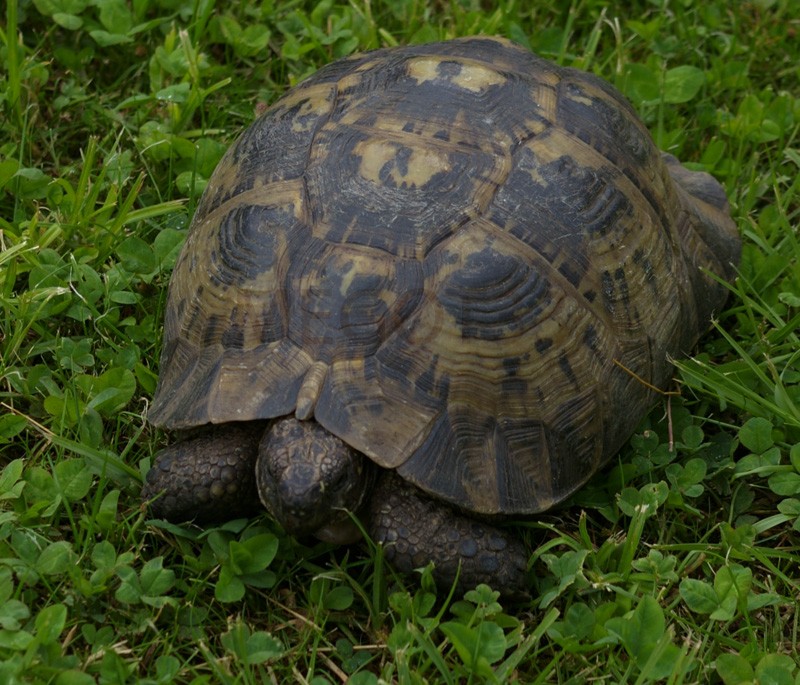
<box><xmin>1</xmin><ymin>0</ymin><xmax>799</xmax><ymax>682</ymax></box>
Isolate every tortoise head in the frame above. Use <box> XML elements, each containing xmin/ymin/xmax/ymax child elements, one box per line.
<box><xmin>255</xmin><ymin>417</ymin><xmax>373</xmax><ymax>543</ymax></box>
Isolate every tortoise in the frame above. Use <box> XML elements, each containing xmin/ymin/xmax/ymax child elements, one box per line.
<box><xmin>142</xmin><ymin>36</ymin><xmax>740</xmax><ymax>596</ymax></box>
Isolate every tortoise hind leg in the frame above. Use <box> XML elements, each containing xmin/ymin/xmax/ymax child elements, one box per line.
<box><xmin>143</xmin><ymin>422</ymin><xmax>267</xmax><ymax>523</ymax></box>
<box><xmin>367</xmin><ymin>472</ymin><xmax>529</xmax><ymax>598</ymax></box>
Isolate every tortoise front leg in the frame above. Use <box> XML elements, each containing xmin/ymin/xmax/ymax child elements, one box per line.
<box><xmin>367</xmin><ymin>472</ymin><xmax>530</xmax><ymax>598</ymax></box>
<box><xmin>143</xmin><ymin>422</ymin><xmax>267</xmax><ymax>523</ymax></box>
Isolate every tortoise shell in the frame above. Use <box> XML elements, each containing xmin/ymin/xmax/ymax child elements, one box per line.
<box><xmin>149</xmin><ymin>36</ymin><xmax>739</xmax><ymax>516</ymax></box>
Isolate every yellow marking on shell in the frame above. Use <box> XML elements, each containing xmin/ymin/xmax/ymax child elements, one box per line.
<box><xmin>354</xmin><ymin>139</ymin><xmax>452</xmax><ymax>188</ymax></box>
<box><xmin>524</xmin><ymin>118</ymin><xmax>550</xmax><ymax>136</ymax></box>
<box><xmin>274</xmin><ymin>83</ymin><xmax>336</xmax><ymax>133</ymax></box>
<box><xmin>338</xmin><ymin>69</ymin><xmax>369</xmax><ymax>93</ymax></box>
<box><xmin>336</xmin><ymin>253</ymin><xmax>386</xmax><ymax>296</ymax></box>
<box><xmin>529</xmin><ymin>77</ymin><xmax>560</xmax><ymax>118</ymax></box>
<box><xmin>338</xmin><ymin>259</ymin><xmax>358</xmax><ymax>295</ymax></box>
<box><xmin>566</xmin><ymin>91</ymin><xmax>594</xmax><ymax>107</ymax></box>
<box><xmin>406</xmin><ymin>57</ymin><xmax>439</xmax><ymax>85</ymax></box>
<box><xmin>519</xmin><ymin>129</ymin><xmax>616</xmax><ymax>190</ymax></box>
<box><xmin>296</xmin><ymin>360</ymin><xmax>329</xmax><ymax>420</ymax></box>
<box><xmin>407</xmin><ymin>57</ymin><xmax>506</xmax><ymax>93</ymax></box>
<box><xmin>452</xmin><ymin>62</ymin><xmax>507</xmax><ymax>92</ymax></box>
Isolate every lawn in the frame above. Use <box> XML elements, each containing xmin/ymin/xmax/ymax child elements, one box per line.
<box><xmin>1</xmin><ymin>0</ymin><xmax>799</xmax><ymax>682</ymax></box>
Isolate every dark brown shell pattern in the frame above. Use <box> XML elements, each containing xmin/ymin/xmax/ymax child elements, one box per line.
<box><xmin>149</xmin><ymin>37</ymin><xmax>740</xmax><ymax>516</ymax></box>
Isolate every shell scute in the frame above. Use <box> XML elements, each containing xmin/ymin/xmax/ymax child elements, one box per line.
<box><xmin>286</xmin><ymin>243</ymin><xmax>424</xmax><ymax>360</ymax></box>
<box><xmin>435</xmin><ymin>236</ymin><xmax>550</xmax><ymax>341</ymax></box>
<box><xmin>305</xmin><ymin>121</ymin><xmax>508</xmax><ymax>258</ymax></box>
